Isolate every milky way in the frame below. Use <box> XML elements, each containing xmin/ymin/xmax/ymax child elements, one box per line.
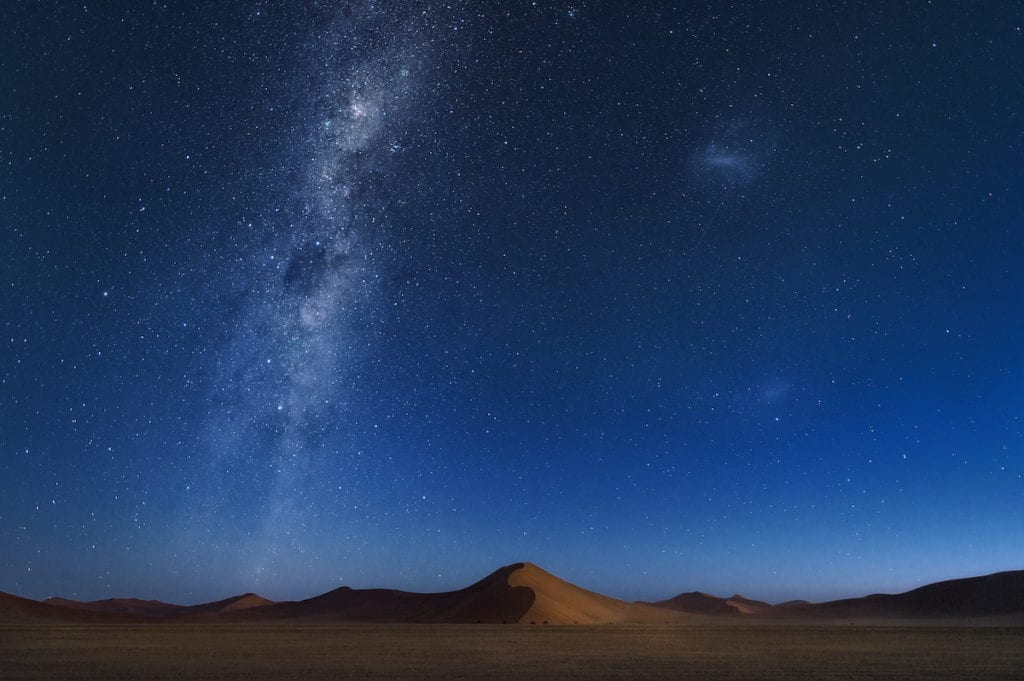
<box><xmin>185</xmin><ymin>4</ymin><xmax>443</xmax><ymax>584</ymax></box>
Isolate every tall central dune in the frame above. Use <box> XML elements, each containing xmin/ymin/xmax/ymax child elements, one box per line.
<box><xmin>181</xmin><ymin>593</ymin><xmax>275</xmax><ymax>616</ymax></box>
<box><xmin>429</xmin><ymin>561</ymin><xmax>677</xmax><ymax>624</ymax></box>
<box><xmin>499</xmin><ymin>562</ymin><xmax>678</xmax><ymax>624</ymax></box>
<box><xmin>259</xmin><ymin>562</ymin><xmax>690</xmax><ymax>624</ymax></box>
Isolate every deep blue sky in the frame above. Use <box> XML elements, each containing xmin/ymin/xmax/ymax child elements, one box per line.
<box><xmin>2</xmin><ymin>1</ymin><xmax>1022</xmax><ymax>605</ymax></box>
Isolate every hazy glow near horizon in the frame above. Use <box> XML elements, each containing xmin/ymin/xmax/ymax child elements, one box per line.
<box><xmin>1</xmin><ymin>1</ymin><xmax>1022</xmax><ymax>605</ymax></box>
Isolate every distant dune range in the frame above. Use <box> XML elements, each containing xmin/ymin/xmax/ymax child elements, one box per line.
<box><xmin>645</xmin><ymin>570</ymin><xmax>1024</xmax><ymax>621</ymax></box>
<box><xmin>645</xmin><ymin>592</ymin><xmax>772</xmax><ymax>616</ymax></box>
<box><xmin>2</xmin><ymin>563</ymin><xmax>1023</xmax><ymax>625</ymax></box>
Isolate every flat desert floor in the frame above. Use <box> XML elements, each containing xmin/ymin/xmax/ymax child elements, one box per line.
<box><xmin>2</xmin><ymin>624</ymin><xmax>1022</xmax><ymax>680</ymax></box>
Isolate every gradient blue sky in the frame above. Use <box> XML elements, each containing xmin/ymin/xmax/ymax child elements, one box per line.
<box><xmin>2</xmin><ymin>1</ymin><xmax>1022</xmax><ymax>605</ymax></box>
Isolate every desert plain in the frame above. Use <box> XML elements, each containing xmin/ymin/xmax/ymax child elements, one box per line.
<box><xmin>3</xmin><ymin>622</ymin><xmax>1024</xmax><ymax>681</ymax></box>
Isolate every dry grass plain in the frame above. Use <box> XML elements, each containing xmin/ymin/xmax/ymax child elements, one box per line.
<box><xmin>2</xmin><ymin>623</ymin><xmax>1022</xmax><ymax>680</ymax></box>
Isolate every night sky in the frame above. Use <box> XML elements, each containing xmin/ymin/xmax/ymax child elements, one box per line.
<box><xmin>2</xmin><ymin>1</ymin><xmax>1023</xmax><ymax>605</ymax></box>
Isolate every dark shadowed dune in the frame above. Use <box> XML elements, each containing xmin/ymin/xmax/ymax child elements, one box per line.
<box><xmin>644</xmin><ymin>570</ymin><xmax>1024</xmax><ymax>621</ymax></box>
<box><xmin>40</xmin><ymin>593</ymin><xmax>274</xmax><ymax>619</ymax></box>
<box><xmin>0</xmin><ymin>591</ymin><xmax>141</xmax><ymax>624</ymax></box>
<box><xmin>252</xmin><ymin>562</ymin><xmax>536</xmax><ymax>623</ymax></box>
<box><xmin>645</xmin><ymin>592</ymin><xmax>771</xmax><ymax>616</ymax></box>
<box><xmin>645</xmin><ymin>592</ymin><xmax>739</xmax><ymax>615</ymax></box>
<box><xmin>772</xmin><ymin>569</ymin><xmax>1024</xmax><ymax>619</ymax></box>
<box><xmin>44</xmin><ymin>596</ymin><xmax>183</xmax><ymax>617</ymax></box>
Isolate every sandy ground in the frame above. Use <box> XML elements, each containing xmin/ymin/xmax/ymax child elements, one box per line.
<box><xmin>1</xmin><ymin>624</ymin><xmax>1022</xmax><ymax>680</ymax></box>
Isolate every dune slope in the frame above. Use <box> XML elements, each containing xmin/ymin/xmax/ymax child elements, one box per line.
<box><xmin>256</xmin><ymin>562</ymin><xmax>689</xmax><ymax>624</ymax></box>
<box><xmin>779</xmin><ymin>570</ymin><xmax>1024</xmax><ymax>619</ymax></box>
<box><xmin>647</xmin><ymin>591</ymin><xmax>770</xmax><ymax>616</ymax></box>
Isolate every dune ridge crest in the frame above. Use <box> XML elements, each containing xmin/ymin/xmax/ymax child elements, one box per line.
<box><xmin>253</xmin><ymin>562</ymin><xmax>687</xmax><ymax>624</ymax></box>
<box><xmin>4</xmin><ymin>564</ymin><xmax>1023</xmax><ymax>624</ymax></box>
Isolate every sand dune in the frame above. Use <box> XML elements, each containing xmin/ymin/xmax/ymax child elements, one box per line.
<box><xmin>179</xmin><ymin>593</ymin><xmax>275</xmax><ymax>616</ymax></box>
<box><xmin>645</xmin><ymin>570</ymin><xmax>1024</xmax><ymax>620</ymax></box>
<box><xmin>727</xmin><ymin>594</ymin><xmax>773</xmax><ymax>614</ymax></box>
<box><xmin>0</xmin><ymin>591</ymin><xmax>66</xmax><ymax>624</ymax></box>
<box><xmin>38</xmin><ymin>593</ymin><xmax>274</xmax><ymax>619</ymax></box>
<box><xmin>501</xmin><ymin>562</ymin><xmax>685</xmax><ymax>624</ymax></box>
<box><xmin>646</xmin><ymin>591</ymin><xmax>770</xmax><ymax>616</ymax></box>
<box><xmin>4</xmin><ymin>565</ymin><xmax>1023</xmax><ymax>625</ymax></box>
<box><xmin>771</xmin><ymin>569</ymin><xmax>1024</xmax><ymax>619</ymax></box>
<box><xmin>255</xmin><ymin>562</ymin><xmax>688</xmax><ymax>624</ymax></box>
<box><xmin>0</xmin><ymin>591</ymin><xmax>136</xmax><ymax>624</ymax></box>
<box><xmin>43</xmin><ymin>596</ymin><xmax>183</xmax><ymax>617</ymax></box>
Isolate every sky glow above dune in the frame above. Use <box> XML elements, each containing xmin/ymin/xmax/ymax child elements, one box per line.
<box><xmin>2</xmin><ymin>1</ymin><xmax>1023</xmax><ymax>604</ymax></box>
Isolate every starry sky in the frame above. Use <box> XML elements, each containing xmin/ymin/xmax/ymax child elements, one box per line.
<box><xmin>2</xmin><ymin>1</ymin><xmax>1023</xmax><ymax>605</ymax></box>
